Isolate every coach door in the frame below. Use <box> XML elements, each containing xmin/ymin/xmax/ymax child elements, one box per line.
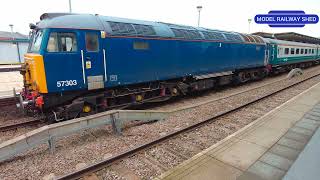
<box><xmin>81</xmin><ymin>31</ymin><xmax>107</xmax><ymax>90</ymax></box>
<box><xmin>265</xmin><ymin>44</ymin><xmax>274</xmax><ymax>65</ymax></box>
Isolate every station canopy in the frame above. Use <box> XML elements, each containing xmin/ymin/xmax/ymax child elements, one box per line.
<box><xmin>252</xmin><ymin>32</ymin><xmax>320</xmax><ymax>44</ymax></box>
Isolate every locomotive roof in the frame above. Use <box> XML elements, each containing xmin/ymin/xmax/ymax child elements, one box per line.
<box><xmin>37</xmin><ymin>13</ymin><xmax>253</xmax><ymax>43</ymax></box>
<box><xmin>37</xmin><ymin>13</ymin><xmax>104</xmax><ymax>30</ymax></box>
<box><xmin>37</xmin><ymin>13</ymin><xmax>226</xmax><ymax>32</ymax></box>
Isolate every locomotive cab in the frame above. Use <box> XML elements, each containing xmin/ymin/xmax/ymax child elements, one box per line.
<box><xmin>18</xmin><ymin>23</ymin><xmax>106</xmax><ymax>117</ymax></box>
<box><xmin>18</xmin><ymin>29</ymin><xmax>47</xmax><ymax>112</ymax></box>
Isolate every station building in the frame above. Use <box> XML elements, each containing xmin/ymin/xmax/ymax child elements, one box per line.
<box><xmin>0</xmin><ymin>31</ymin><xmax>29</xmax><ymax>64</ymax></box>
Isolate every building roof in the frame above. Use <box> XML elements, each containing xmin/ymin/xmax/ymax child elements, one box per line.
<box><xmin>252</xmin><ymin>32</ymin><xmax>320</xmax><ymax>45</ymax></box>
<box><xmin>0</xmin><ymin>31</ymin><xmax>28</xmax><ymax>41</ymax></box>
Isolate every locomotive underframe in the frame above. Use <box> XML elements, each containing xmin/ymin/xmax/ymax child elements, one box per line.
<box><xmin>35</xmin><ymin>67</ymin><xmax>267</xmax><ymax>121</ymax></box>
<box><xmin>271</xmin><ymin>59</ymin><xmax>320</xmax><ymax>74</ymax></box>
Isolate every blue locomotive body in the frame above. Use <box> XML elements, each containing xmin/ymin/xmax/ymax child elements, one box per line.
<box><xmin>105</xmin><ymin>36</ymin><xmax>266</xmax><ymax>87</ymax></box>
<box><xmin>19</xmin><ymin>13</ymin><xmax>272</xmax><ymax>120</ymax></box>
<box><xmin>29</xmin><ymin>14</ymin><xmax>267</xmax><ymax>93</ymax></box>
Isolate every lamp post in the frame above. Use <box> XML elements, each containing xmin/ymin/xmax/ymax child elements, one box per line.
<box><xmin>9</xmin><ymin>24</ymin><xmax>21</xmax><ymax>63</ymax></box>
<box><xmin>9</xmin><ymin>24</ymin><xmax>14</xmax><ymax>41</ymax></box>
<box><xmin>69</xmin><ymin>0</ymin><xmax>72</xmax><ymax>13</ymax></box>
<box><xmin>197</xmin><ymin>5</ymin><xmax>203</xmax><ymax>27</ymax></box>
<box><xmin>248</xmin><ymin>18</ymin><xmax>252</xmax><ymax>33</ymax></box>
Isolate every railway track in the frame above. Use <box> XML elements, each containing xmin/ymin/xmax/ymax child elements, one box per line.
<box><xmin>0</xmin><ymin>66</ymin><xmax>21</xmax><ymax>73</ymax></box>
<box><xmin>57</xmin><ymin>72</ymin><xmax>320</xmax><ymax>180</ymax></box>
<box><xmin>0</xmin><ymin>97</ymin><xmax>16</xmax><ymax>107</ymax></box>
<box><xmin>0</xmin><ymin>119</ymin><xmax>42</xmax><ymax>132</ymax></box>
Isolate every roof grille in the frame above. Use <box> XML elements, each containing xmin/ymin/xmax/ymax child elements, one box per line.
<box><xmin>108</xmin><ymin>21</ymin><xmax>156</xmax><ymax>36</ymax></box>
<box><xmin>171</xmin><ymin>28</ymin><xmax>202</xmax><ymax>39</ymax></box>
<box><xmin>223</xmin><ymin>33</ymin><xmax>243</xmax><ymax>42</ymax></box>
<box><xmin>240</xmin><ymin>34</ymin><xmax>264</xmax><ymax>43</ymax></box>
<box><xmin>252</xmin><ymin>35</ymin><xmax>264</xmax><ymax>43</ymax></box>
<box><xmin>160</xmin><ymin>22</ymin><xmax>196</xmax><ymax>30</ymax></box>
<box><xmin>201</xmin><ymin>31</ymin><xmax>225</xmax><ymax>41</ymax></box>
<box><xmin>133</xmin><ymin>24</ymin><xmax>156</xmax><ymax>36</ymax></box>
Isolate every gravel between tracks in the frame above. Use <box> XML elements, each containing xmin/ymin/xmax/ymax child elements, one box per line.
<box><xmin>96</xmin><ymin>74</ymin><xmax>320</xmax><ymax>179</ymax></box>
<box><xmin>0</xmin><ymin>105</ymin><xmax>25</xmax><ymax>125</ymax></box>
<box><xmin>0</xmin><ymin>105</ymin><xmax>42</xmax><ymax>143</ymax></box>
<box><xmin>0</xmin><ymin>66</ymin><xmax>320</xmax><ymax>179</ymax></box>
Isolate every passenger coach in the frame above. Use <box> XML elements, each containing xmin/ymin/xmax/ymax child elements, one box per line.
<box><xmin>265</xmin><ymin>38</ymin><xmax>320</xmax><ymax>72</ymax></box>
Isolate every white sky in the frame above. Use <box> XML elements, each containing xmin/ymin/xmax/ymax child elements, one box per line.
<box><xmin>0</xmin><ymin>0</ymin><xmax>319</xmax><ymax>37</ymax></box>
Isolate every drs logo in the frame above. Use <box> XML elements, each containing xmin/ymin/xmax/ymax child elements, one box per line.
<box><xmin>57</xmin><ymin>80</ymin><xmax>77</xmax><ymax>87</ymax></box>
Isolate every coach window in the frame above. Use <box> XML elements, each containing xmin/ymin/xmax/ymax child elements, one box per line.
<box><xmin>290</xmin><ymin>48</ymin><xmax>295</xmax><ymax>55</ymax></box>
<box><xmin>296</xmin><ymin>48</ymin><xmax>299</xmax><ymax>54</ymax></box>
<box><xmin>284</xmin><ymin>48</ymin><xmax>289</xmax><ymax>55</ymax></box>
<box><xmin>312</xmin><ymin>49</ymin><xmax>315</xmax><ymax>54</ymax></box>
<box><xmin>47</xmin><ymin>32</ymin><xmax>77</xmax><ymax>52</ymax></box>
<box><xmin>305</xmin><ymin>49</ymin><xmax>308</xmax><ymax>54</ymax></box>
<box><xmin>86</xmin><ymin>33</ymin><xmax>99</xmax><ymax>52</ymax></box>
<box><xmin>300</xmin><ymin>49</ymin><xmax>304</xmax><ymax>54</ymax></box>
<box><xmin>309</xmin><ymin>49</ymin><xmax>311</xmax><ymax>54</ymax></box>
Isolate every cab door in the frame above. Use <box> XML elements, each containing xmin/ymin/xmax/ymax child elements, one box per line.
<box><xmin>81</xmin><ymin>31</ymin><xmax>106</xmax><ymax>90</ymax></box>
<box><xmin>44</xmin><ymin>29</ymin><xmax>85</xmax><ymax>92</ymax></box>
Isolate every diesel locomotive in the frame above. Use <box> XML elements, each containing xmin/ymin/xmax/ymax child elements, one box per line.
<box><xmin>17</xmin><ymin>13</ymin><xmax>320</xmax><ymax>121</ymax></box>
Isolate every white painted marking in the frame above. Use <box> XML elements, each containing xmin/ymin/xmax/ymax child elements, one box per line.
<box><xmin>103</xmin><ymin>49</ymin><xmax>107</xmax><ymax>82</ymax></box>
<box><xmin>81</xmin><ymin>50</ymin><xmax>86</xmax><ymax>84</ymax></box>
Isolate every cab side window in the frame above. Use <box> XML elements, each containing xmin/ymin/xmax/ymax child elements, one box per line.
<box><xmin>47</xmin><ymin>32</ymin><xmax>77</xmax><ymax>52</ymax></box>
<box><xmin>85</xmin><ymin>33</ymin><xmax>99</xmax><ymax>52</ymax></box>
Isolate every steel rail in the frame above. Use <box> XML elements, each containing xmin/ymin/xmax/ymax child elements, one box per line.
<box><xmin>57</xmin><ymin>72</ymin><xmax>320</xmax><ymax>180</ymax></box>
<box><xmin>0</xmin><ymin>119</ymin><xmax>42</xmax><ymax>132</ymax></box>
<box><xmin>0</xmin><ymin>67</ymin><xmax>21</xmax><ymax>72</ymax></box>
<box><xmin>0</xmin><ymin>97</ymin><xmax>16</xmax><ymax>107</ymax></box>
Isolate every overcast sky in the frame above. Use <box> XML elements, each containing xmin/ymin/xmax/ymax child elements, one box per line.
<box><xmin>0</xmin><ymin>0</ymin><xmax>319</xmax><ymax>37</ymax></box>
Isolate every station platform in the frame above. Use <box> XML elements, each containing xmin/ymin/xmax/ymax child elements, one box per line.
<box><xmin>0</xmin><ymin>71</ymin><xmax>22</xmax><ymax>97</ymax></box>
<box><xmin>157</xmin><ymin>82</ymin><xmax>320</xmax><ymax>180</ymax></box>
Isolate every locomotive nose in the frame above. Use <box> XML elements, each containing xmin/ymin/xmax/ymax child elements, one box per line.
<box><xmin>17</xmin><ymin>54</ymin><xmax>47</xmax><ymax>113</ymax></box>
<box><xmin>23</xmin><ymin>53</ymin><xmax>48</xmax><ymax>93</ymax></box>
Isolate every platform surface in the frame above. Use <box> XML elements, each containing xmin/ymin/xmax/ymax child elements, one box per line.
<box><xmin>0</xmin><ymin>71</ymin><xmax>22</xmax><ymax>96</ymax></box>
<box><xmin>282</xmin><ymin>113</ymin><xmax>320</xmax><ymax>180</ymax></box>
<box><xmin>157</xmin><ymin>82</ymin><xmax>320</xmax><ymax>180</ymax></box>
